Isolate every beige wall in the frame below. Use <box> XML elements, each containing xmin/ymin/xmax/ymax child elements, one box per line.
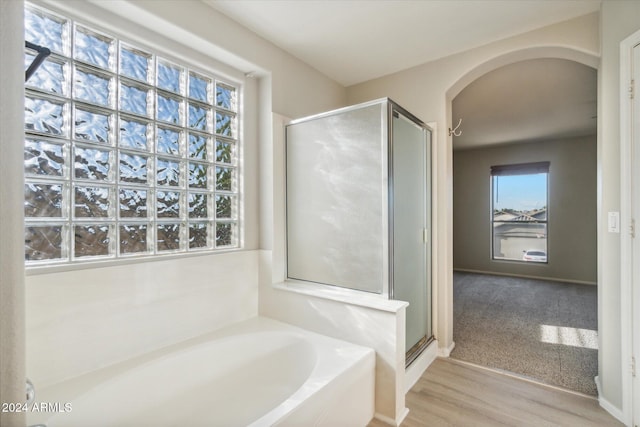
<box><xmin>0</xmin><ymin>2</ymin><xmax>26</xmax><ymax>426</ymax></box>
<box><xmin>599</xmin><ymin>0</ymin><xmax>640</xmax><ymax>415</ymax></box>
<box><xmin>347</xmin><ymin>10</ymin><xmax>599</xmax><ymax>373</ymax></box>
<box><xmin>347</xmin><ymin>3</ymin><xmax>640</xmax><ymax>416</ymax></box>
<box><xmin>453</xmin><ymin>136</ymin><xmax>597</xmax><ymax>284</ymax></box>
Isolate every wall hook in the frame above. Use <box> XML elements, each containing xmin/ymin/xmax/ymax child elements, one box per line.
<box><xmin>448</xmin><ymin>118</ymin><xmax>462</xmax><ymax>137</ymax></box>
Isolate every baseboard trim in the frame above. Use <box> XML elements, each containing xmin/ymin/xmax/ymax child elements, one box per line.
<box><xmin>397</xmin><ymin>407</ymin><xmax>409</xmax><ymax>426</ymax></box>
<box><xmin>438</xmin><ymin>341</ymin><xmax>455</xmax><ymax>357</ymax></box>
<box><xmin>453</xmin><ymin>268</ymin><xmax>597</xmax><ymax>286</ymax></box>
<box><xmin>374</xmin><ymin>407</ymin><xmax>409</xmax><ymax>427</ymax></box>
<box><xmin>406</xmin><ymin>339</ymin><xmax>438</xmax><ymax>392</ymax></box>
<box><xmin>594</xmin><ymin>376</ymin><xmax>626</xmax><ymax>424</ymax></box>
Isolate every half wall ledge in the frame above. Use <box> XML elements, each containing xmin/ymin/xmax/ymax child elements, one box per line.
<box><xmin>272</xmin><ymin>280</ymin><xmax>409</xmax><ymax>313</ymax></box>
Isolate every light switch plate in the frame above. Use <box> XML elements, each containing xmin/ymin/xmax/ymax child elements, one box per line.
<box><xmin>608</xmin><ymin>211</ymin><xmax>620</xmax><ymax>233</ymax></box>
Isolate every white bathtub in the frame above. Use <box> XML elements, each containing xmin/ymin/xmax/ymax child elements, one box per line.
<box><xmin>31</xmin><ymin>317</ymin><xmax>375</xmax><ymax>427</ymax></box>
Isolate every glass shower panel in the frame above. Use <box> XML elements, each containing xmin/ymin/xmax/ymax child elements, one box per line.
<box><xmin>391</xmin><ymin>109</ymin><xmax>431</xmax><ymax>357</ymax></box>
<box><xmin>285</xmin><ymin>99</ymin><xmax>434</xmax><ymax>365</ymax></box>
<box><xmin>286</xmin><ymin>103</ymin><xmax>386</xmax><ymax>293</ymax></box>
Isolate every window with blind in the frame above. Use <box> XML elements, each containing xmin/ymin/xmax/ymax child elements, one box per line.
<box><xmin>491</xmin><ymin>162</ymin><xmax>549</xmax><ymax>263</ymax></box>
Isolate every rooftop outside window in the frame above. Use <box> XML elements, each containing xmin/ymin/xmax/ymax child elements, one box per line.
<box><xmin>491</xmin><ymin>162</ymin><xmax>549</xmax><ymax>263</ymax></box>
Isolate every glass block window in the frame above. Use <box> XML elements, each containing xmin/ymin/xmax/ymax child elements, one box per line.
<box><xmin>24</xmin><ymin>4</ymin><xmax>240</xmax><ymax>264</ymax></box>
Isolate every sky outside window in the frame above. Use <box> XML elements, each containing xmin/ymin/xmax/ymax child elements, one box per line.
<box><xmin>493</xmin><ymin>173</ymin><xmax>547</xmax><ymax>212</ymax></box>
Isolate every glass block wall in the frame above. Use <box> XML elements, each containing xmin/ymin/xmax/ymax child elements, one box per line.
<box><xmin>24</xmin><ymin>4</ymin><xmax>240</xmax><ymax>264</ymax></box>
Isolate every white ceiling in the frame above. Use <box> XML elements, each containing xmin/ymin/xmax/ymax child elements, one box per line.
<box><xmin>204</xmin><ymin>0</ymin><xmax>600</xmax><ymax>147</ymax></box>
<box><xmin>452</xmin><ymin>58</ymin><xmax>597</xmax><ymax>149</ymax></box>
<box><xmin>204</xmin><ymin>0</ymin><xmax>600</xmax><ymax>86</ymax></box>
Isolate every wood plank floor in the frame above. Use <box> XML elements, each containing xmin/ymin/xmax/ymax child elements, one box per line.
<box><xmin>368</xmin><ymin>358</ymin><xmax>622</xmax><ymax>427</ymax></box>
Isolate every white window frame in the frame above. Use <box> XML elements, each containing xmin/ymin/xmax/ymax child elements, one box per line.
<box><xmin>24</xmin><ymin>2</ymin><xmax>244</xmax><ymax>269</ymax></box>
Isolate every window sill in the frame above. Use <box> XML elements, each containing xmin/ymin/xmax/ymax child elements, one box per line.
<box><xmin>25</xmin><ymin>247</ymin><xmax>244</xmax><ymax>276</ymax></box>
<box><xmin>491</xmin><ymin>258</ymin><xmax>549</xmax><ymax>266</ymax></box>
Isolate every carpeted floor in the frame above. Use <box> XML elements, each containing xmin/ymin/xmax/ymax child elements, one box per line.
<box><xmin>451</xmin><ymin>271</ymin><xmax>598</xmax><ymax>396</ymax></box>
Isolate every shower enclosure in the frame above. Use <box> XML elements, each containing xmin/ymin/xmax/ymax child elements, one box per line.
<box><xmin>285</xmin><ymin>98</ymin><xmax>432</xmax><ymax>365</ymax></box>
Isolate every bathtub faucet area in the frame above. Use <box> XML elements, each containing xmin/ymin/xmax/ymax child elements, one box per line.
<box><xmin>26</xmin><ymin>378</ymin><xmax>47</xmax><ymax>427</ymax></box>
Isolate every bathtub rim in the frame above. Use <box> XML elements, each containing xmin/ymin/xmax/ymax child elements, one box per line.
<box><xmin>27</xmin><ymin>316</ymin><xmax>375</xmax><ymax>426</ymax></box>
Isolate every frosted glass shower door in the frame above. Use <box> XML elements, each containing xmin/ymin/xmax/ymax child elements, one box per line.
<box><xmin>286</xmin><ymin>103</ymin><xmax>386</xmax><ymax>293</ymax></box>
<box><xmin>391</xmin><ymin>109</ymin><xmax>432</xmax><ymax>360</ymax></box>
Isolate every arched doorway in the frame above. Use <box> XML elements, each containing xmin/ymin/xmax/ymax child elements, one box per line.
<box><xmin>443</xmin><ymin>47</ymin><xmax>599</xmax><ymax>394</ymax></box>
